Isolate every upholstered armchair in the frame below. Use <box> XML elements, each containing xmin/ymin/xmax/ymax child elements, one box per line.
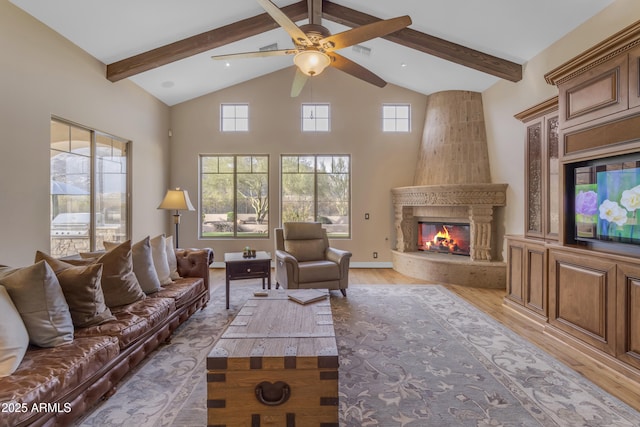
<box><xmin>275</xmin><ymin>222</ymin><xmax>352</xmax><ymax>296</ymax></box>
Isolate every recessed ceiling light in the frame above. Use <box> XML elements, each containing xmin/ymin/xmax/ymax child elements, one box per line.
<box><xmin>225</xmin><ymin>61</ymin><xmax>231</xmax><ymax>68</ymax></box>
<box><xmin>401</xmin><ymin>63</ymin><xmax>408</xmax><ymax>68</ymax></box>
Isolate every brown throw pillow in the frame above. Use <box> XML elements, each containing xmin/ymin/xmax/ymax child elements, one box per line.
<box><xmin>35</xmin><ymin>251</ymin><xmax>115</xmax><ymax>328</ymax></box>
<box><xmin>0</xmin><ymin>261</ymin><xmax>74</xmax><ymax>347</ymax></box>
<box><xmin>83</xmin><ymin>240</ymin><xmax>145</xmax><ymax>307</ymax></box>
<box><xmin>105</xmin><ymin>237</ymin><xmax>161</xmax><ymax>294</ymax></box>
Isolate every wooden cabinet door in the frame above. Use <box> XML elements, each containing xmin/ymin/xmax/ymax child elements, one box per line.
<box><xmin>548</xmin><ymin>249</ymin><xmax>617</xmax><ymax>355</ymax></box>
<box><xmin>617</xmin><ymin>262</ymin><xmax>640</xmax><ymax>369</ymax></box>
<box><xmin>558</xmin><ymin>54</ymin><xmax>628</xmax><ymax>130</ymax></box>
<box><xmin>506</xmin><ymin>238</ymin><xmax>525</xmax><ymax>304</ymax></box>
<box><xmin>524</xmin><ymin>242</ymin><xmax>547</xmax><ymax>317</ymax></box>
<box><xmin>525</xmin><ymin>120</ymin><xmax>544</xmax><ymax>238</ymax></box>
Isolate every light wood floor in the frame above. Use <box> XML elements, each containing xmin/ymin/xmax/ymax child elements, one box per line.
<box><xmin>210</xmin><ymin>268</ymin><xmax>640</xmax><ymax>412</ymax></box>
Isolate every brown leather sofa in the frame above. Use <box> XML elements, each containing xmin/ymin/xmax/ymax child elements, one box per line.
<box><xmin>275</xmin><ymin>222</ymin><xmax>351</xmax><ymax>296</ymax></box>
<box><xmin>0</xmin><ymin>248</ymin><xmax>213</xmax><ymax>427</ymax></box>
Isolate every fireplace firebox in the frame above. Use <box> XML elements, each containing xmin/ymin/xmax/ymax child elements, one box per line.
<box><xmin>418</xmin><ymin>222</ymin><xmax>470</xmax><ymax>256</ymax></box>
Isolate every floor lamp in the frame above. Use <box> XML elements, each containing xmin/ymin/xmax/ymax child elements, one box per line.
<box><xmin>158</xmin><ymin>188</ymin><xmax>195</xmax><ymax>248</ymax></box>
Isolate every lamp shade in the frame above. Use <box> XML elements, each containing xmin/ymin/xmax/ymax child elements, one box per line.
<box><xmin>157</xmin><ymin>188</ymin><xmax>195</xmax><ymax>211</ymax></box>
<box><xmin>294</xmin><ymin>50</ymin><xmax>331</xmax><ymax>76</ymax></box>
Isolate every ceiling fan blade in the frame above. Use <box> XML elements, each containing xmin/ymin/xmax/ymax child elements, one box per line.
<box><xmin>328</xmin><ymin>52</ymin><xmax>386</xmax><ymax>88</ymax></box>
<box><xmin>256</xmin><ymin>0</ymin><xmax>312</xmax><ymax>46</ymax></box>
<box><xmin>212</xmin><ymin>49</ymin><xmax>296</xmax><ymax>61</ymax></box>
<box><xmin>290</xmin><ymin>68</ymin><xmax>309</xmax><ymax>97</ymax></box>
<box><xmin>320</xmin><ymin>15</ymin><xmax>412</xmax><ymax>51</ymax></box>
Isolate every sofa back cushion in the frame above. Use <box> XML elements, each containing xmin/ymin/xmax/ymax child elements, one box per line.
<box><xmin>0</xmin><ymin>284</ymin><xmax>29</xmax><ymax>376</ymax></box>
<box><xmin>283</xmin><ymin>222</ymin><xmax>327</xmax><ymax>262</ymax></box>
<box><xmin>0</xmin><ymin>261</ymin><xmax>74</xmax><ymax>347</ymax></box>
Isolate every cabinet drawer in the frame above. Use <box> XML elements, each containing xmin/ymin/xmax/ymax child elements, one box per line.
<box><xmin>227</xmin><ymin>260</ymin><xmax>270</xmax><ymax>278</ymax></box>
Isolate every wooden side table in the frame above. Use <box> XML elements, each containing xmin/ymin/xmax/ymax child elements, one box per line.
<box><xmin>224</xmin><ymin>251</ymin><xmax>272</xmax><ymax>309</ymax></box>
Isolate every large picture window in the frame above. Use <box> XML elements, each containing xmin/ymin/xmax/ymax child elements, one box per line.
<box><xmin>50</xmin><ymin>118</ymin><xmax>130</xmax><ymax>257</ymax></box>
<box><xmin>200</xmin><ymin>155</ymin><xmax>269</xmax><ymax>238</ymax></box>
<box><xmin>281</xmin><ymin>155</ymin><xmax>350</xmax><ymax>238</ymax></box>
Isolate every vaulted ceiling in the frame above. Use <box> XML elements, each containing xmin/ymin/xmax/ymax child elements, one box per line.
<box><xmin>11</xmin><ymin>0</ymin><xmax>615</xmax><ymax>105</ymax></box>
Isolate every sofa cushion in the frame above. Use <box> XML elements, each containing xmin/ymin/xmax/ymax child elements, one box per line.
<box><xmin>0</xmin><ymin>262</ymin><xmax>74</xmax><ymax>347</ymax></box>
<box><xmin>152</xmin><ymin>278</ymin><xmax>204</xmax><ymax>309</ymax></box>
<box><xmin>35</xmin><ymin>251</ymin><xmax>115</xmax><ymax>328</ymax></box>
<box><xmin>0</xmin><ymin>335</ymin><xmax>119</xmax><ymax>426</ymax></box>
<box><xmin>106</xmin><ymin>236</ymin><xmax>162</xmax><ymax>295</ymax></box>
<box><xmin>150</xmin><ymin>235</ymin><xmax>172</xmax><ymax>285</ymax></box>
<box><xmin>85</xmin><ymin>240</ymin><xmax>146</xmax><ymax>308</ymax></box>
<box><xmin>75</xmin><ymin>297</ymin><xmax>174</xmax><ymax>349</ymax></box>
<box><xmin>0</xmin><ymin>285</ymin><xmax>29</xmax><ymax>376</ymax></box>
<box><xmin>298</xmin><ymin>260</ymin><xmax>340</xmax><ymax>283</ymax></box>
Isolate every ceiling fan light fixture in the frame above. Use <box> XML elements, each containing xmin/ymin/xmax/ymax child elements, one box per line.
<box><xmin>293</xmin><ymin>50</ymin><xmax>331</xmax><ymax>76</ymax></box>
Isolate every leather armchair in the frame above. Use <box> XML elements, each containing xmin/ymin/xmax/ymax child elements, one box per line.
<box><xmin>275</xmin><ymin>222</ymin><xmax>351</xmax><ymax>296</ymax></box>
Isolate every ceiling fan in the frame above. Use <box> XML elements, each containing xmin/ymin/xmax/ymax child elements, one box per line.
<box><xmin>212</xmin><ymin>0</ymin><xmax>412</xmax><ymax>97</ymax></box>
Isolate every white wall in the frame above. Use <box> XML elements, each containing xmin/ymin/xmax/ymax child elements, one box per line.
<box><xmin>483</xmin><ymin>0</ymin><xmax>640</xmax><ymax>259</ymax></box>
<box><xmin>0</xmin><ymin>2</ymin><xmax>171</xmax><ymax>266</ymax></box>
<box><xmin>170</xmin><ymin>67</ymin><xmax>428</xmax><ymax>264</ymax></box>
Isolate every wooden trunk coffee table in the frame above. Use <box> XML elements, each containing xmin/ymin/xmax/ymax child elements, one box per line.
<box><xmin>207</xmin><ymin>290</ymin><xmax>338</xmax><ymax>426</ymax></box>
<box><xmin>224</xmin><ymin>251</ymin><xmax>272</xmax><ymax>309</ymax></box>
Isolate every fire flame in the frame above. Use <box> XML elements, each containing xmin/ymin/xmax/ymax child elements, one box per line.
<box><xmin>424</xmin><ymin>225</ymin><xmax>457</xmax><ymax>252</ymax></box>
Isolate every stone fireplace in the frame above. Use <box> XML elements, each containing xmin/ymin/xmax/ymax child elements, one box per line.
<box><xmin>391</xmin><ymin>91</ymin><xmax>507</xmax><ymax>288</ymax></box>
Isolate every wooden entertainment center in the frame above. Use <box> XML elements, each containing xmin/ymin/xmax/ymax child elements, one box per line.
<box><xmin>505</xmin><ymin>20</ymin><xmax>640</xmax><ymax>382</ymax></box>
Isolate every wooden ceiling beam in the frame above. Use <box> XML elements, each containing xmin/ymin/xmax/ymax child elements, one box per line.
<box><xmin>106</xmin><ymin>1</ymin><xmax>308</xmax><ymax>82</ymax></box>
<box><xmin>321</xmin><ymin>1</ymin><xmax>522</xmax><ymax>82</ymax></box>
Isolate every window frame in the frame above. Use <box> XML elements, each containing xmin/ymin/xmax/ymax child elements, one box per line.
<box><xmin>301</xmin><ymin>103</ymin><xmax>331</xmax><ymax>132</ymax></box>
<box><xmin>50</xmin><ymin>117</ymin><xmax>131</xmax><ymax>257</ymax></box>
<box><xmin>220</xmin><ymin>103</ymin><xmax>249</xmax><ymax>132</ymax></box>
<box><xmin>199</xmin><ymin>154</ymin><xmax>270</xmax><ymax>239</ymax></box>
<box><xmin>382</xmin><ymin>103</ymin><xmax>411</xmax><ymax>133</ymax></box>
<box><xmin>280</xmin><ymin>154</ymin><xmax>351</xmax><ymax>238</ymax></box>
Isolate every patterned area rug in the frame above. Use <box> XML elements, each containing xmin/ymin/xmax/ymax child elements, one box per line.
<box><xmin>75</xmin><ymin>283</ymin><xmax>640</xmax><ymax>427</ymax></box>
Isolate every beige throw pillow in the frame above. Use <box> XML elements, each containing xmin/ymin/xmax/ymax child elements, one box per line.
<box><xmin>150</xmin><ymin>235</ymin><xmax>172</xmax><ymax>285</ymax></box>
<box><xmin>0</xmin><ymin>285</ymin><xmax>29</xmax><ymax>376</ymax></box>
<box><xmin>88</xmin><ymin>240</ymin><xmax>145</xmax><ymax>307</ymax></box>
<box><xmin>34</xmin><ymin>251</ymin><xmax>115</xmax><ymax>328</ymax></box>
<box><xmin>0</xmin><ymin>261</ymin><xmax>74</xmax><ymax>347</ymax></box>
<box><xmin>105</xmin><ymin>237</ymin><xmax>161</xmax><ymax>294</ymax></box>
<box><xmin>165</xmin><ymin>235</ymin><xmax>180</xmax><ymax>280</ymax></box>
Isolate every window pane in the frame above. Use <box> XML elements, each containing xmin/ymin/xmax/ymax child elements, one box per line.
<box><xmin>201</xmin><ymin>171</ymin><xmax>235</xmax><ymax>237</ymax></box>
<box><xmin>51</xmin><ymin>120</ymin><xmax>129</xmax><ymax>257</ymax></box>
<box><xmin>95</xmin><ymin>133</ymin><xmax>128</xmax><ymax>249</ymax></box>
<box><xmin>200</xmin><ymin>155</ymin><xmax>269</xmax><ymax>238</ymax></box>
<box><xmin>281</xmin><ymin>154</ymin><xmax>350</xmax><ymax>238</ymax></box>
<box><xmin>236</xmin><ymin>118</ymin><xmax>249</xmax><ymax>131</ymax></box>
<box><xmin>383</xmin><ymin>104</ymin><xmax>410</xmax><ymax>133</ymax></box>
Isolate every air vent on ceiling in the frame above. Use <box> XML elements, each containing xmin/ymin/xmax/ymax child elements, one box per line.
<box><xmin>259</xmin><ymin>43</ymin><xmax>279</xmax><ymax>52</ymax></box>
<box><xmin>352</xmin><ymin>44</ymin><xmax>372</xmax><ymax>56</ymax></box>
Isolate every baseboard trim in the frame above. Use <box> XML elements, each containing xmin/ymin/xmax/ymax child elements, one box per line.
<box><xmin>350</xmin><ymin>262</ymin><xmax>393</xmax><ymax>268</ymax></box>
<box><xmin>210</xmin><ymin>261</ymin><xmax>393</xmax><ymax>269</ymax></box>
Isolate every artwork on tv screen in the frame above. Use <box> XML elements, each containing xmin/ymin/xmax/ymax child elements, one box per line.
<box><xmin>575</xmin><ymin>158</ymin><xmax>640</xmax><ymax>245</ymax></box>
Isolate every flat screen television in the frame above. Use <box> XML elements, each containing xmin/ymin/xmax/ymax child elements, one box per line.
<box><xmin>573</xmin><ymin>154</ymin><xmax>640</xmax><ymax>247</ymax></box>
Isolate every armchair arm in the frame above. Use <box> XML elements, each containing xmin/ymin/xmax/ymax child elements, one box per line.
<box><xmin>176</xmin><ymin>248</ymin><xmax>214</xmax><ymax>290</ymax></box>
<box><xmin>326</xmin><ymin>247</ymin><xmax>352</xmax><ymax>278</ymax></box>
<box><xmin>275</xmin><ymin>249</ymin><xmax>299</xmax><ymax>288</ymax></box>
